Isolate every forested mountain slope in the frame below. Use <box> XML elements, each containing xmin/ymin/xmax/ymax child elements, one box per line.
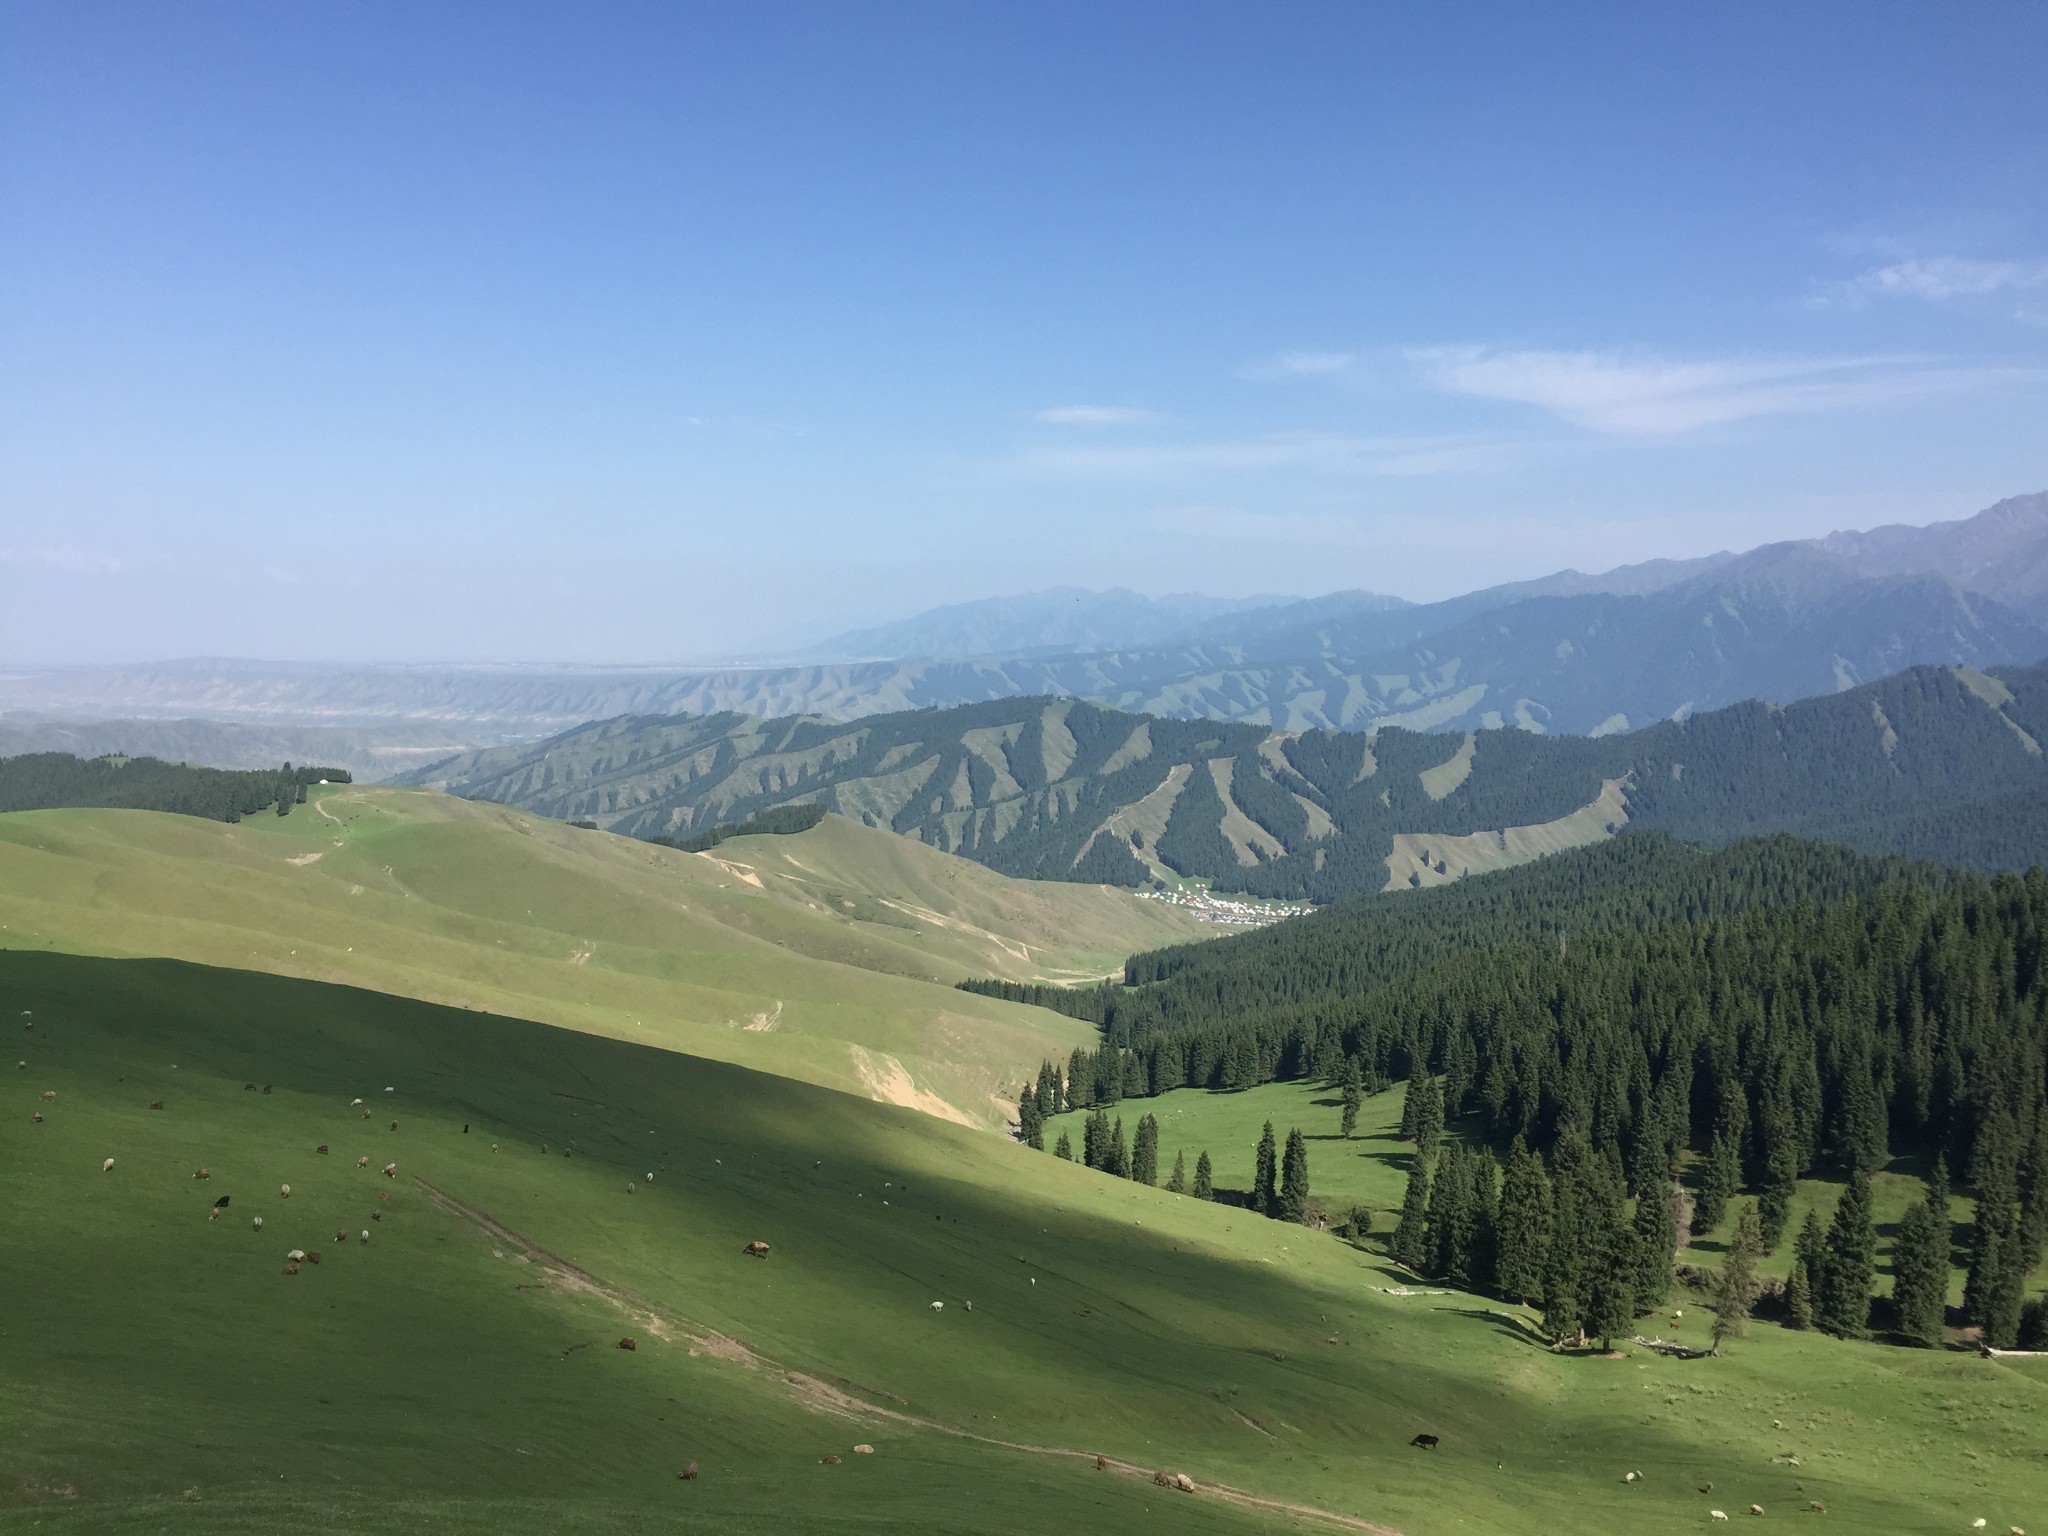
<box><xmin>0</xmin><ymin>752</ymin><xmax>347</xmax><ymax>822</ymax></box>
<box><xmin>415</xmin><ymin>661</ymin><xmax>2048</xmax><ymax>902</ymax></box>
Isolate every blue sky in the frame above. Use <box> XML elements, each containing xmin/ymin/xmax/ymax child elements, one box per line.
<box><xmin>3</xmin><ymin>1</ymin><xmax>2045</xmax><ymax>663</ymax></box>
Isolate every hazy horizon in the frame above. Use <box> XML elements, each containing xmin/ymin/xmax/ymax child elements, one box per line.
<box><xmin>5</xmin><ymin>3</ymin><xmax>2046</xmax><ymax>665</ymax></box>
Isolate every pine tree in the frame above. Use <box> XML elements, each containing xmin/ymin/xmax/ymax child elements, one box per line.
<box><xmin>1692</xmin><ymin>1130</ymin><xmax>1739</xmax><ymax>1235</ymax></box>
<box><xmin>1253</xmin><ymin>1121</ymin><xmax>1279</xmax><ymax>1218</ymax></box>
<box><xmin>1494</xmin><ymin>1138</ymin><xmax>1553</xmax><ymax>1306</ymax></box>
<box><xmin>1890</xmin><ymin>1159</ymin><xmax>1951</xmax><ymax>1347</ymax></box>
<box><xmin>1816</xmin><ymin>1170</ymin><xmax>1876</xmax><ymax>1338</ymax></box>
<box><xmin>1966</xmin><ymin>1099</ymin><xmax>2026</xmax><ymax>1348</ymax></box>
<box><xmin>1109</xmin><ymin>1117</ymin><xmax>1131</xmax><ymax>1181</ymax></box>
<box><xmin>1340</xmin><ymin>1057</ymin><xmax>1363</xmax><ymax>1140</ymax></box>
<box><xmin>1785</xmin><ymin>1258</ymin><xmax>1814</xmax><ymax>1330</ymax></box>
<box><xmin>1711</xmin><ymin>1202</ymin><xmax>1764</xmax><ymax>1347</ymax></box>
<box><xmin>1540</xmin><ymin>1253</ymin><xmax>1583</xmax><ymax>1348</ymax></box>
<box><xmin>1467</xmin><ymin>1153</ymin><xmax>1501</xmax><ymax>1296</ymax></box>
<box><xmin>1584</xmin><ymin>1218</ymin><xmax>1637</xmax><ymax>1351</ymax></box>
<box><xmin>1757</xmin><ymin>1114</ymin><xmax>1799</xmax><ymax>1252</ymax></box>
<box><xmin>1193</xmin><ymin>1150</ymin><xmax>1214</xmax><ymax>1201</ymax></box>
<box><xmin>1631</xmin><ymin>1180</ymin><xmax>1676</xmax><ymax>1314</ymax></box>
<box><xmin>1392</xmin><ymin>1157</ymin><xmax>1432</xmax><ymax>1273</ymax></box>
<box><xmin>1017</xmin><ymin>1084</ymin><xmax>1044</xmax><ymax>1149</ymax></box>
<box><xmin>1279</xmin><ymin>1128</ymin><xmax>1310</xmax><ymax>1225</ymax></box>
<box><xmin>1132</xmin><ymin>1114</ymin><xmax>1160</xmax><ymax>1186</ymax></box>
<box><xmin>1166</xmin><ymin>1148</ymin><xmax>1187</xmax><ymax>1194</ymax></box>
<box><xmin>1053</xmin><ymin>1130</ymin><xmax>1074</xmax><ymax>1161</ymax></box>
<box><xmin>1413</xmin><ymin>1075</ymin><xmax>1445</xmax><ymax>1160</ymax></box>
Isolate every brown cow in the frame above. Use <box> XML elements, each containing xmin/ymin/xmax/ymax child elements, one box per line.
<box><xmin>743</xmin><ymin>1241</ymin><xmax>771</xmax><ymax>1258</ymax></box>
<box><xmin>616</xmin><ymin>1337</ymin><xmax>637</xmax><ymax>1352</ymax></box>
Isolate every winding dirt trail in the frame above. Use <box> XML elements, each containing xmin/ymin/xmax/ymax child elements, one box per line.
<box><xmin>416</xmin><ymin>1180</ymin><xmax>1404</xmax><ymax>1535</ymax></box>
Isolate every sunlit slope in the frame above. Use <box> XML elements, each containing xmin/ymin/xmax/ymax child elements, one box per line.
<box><xmin>0</xmin><ymin>789</ymin><xmax>1200</xmax><ymax>1127</ymax></box>
<box><xmin>9</xmin><ymin>953</ymin><xmax>2045</xmax><ymax>1536</ymax></box>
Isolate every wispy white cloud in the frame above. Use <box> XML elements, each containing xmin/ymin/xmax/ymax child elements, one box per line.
<box><xmin>1405</xmin><ymin>345</ymin><xmax>2040</xmax><ymax>436</ymax></box>
<box><xmin>1032</xmin><ymin>404</ymin><xmax>1167</xmax><ymax>427</ymax></box>
<box><xmin>1240</xmin><ymin>349</ymin><xmax>1359</xmax><ymax>381</ymax></box>
<box><xmin>1813</xmin><ymin>255</ymin><xmax>2048</xmax><ymax>307</ymax></box>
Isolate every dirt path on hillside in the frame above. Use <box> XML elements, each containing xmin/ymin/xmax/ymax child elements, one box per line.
<box><xmin>416</xmin><ymin>1179</ymin><xmax>1404</xmax><ymax>1536</ymax></box>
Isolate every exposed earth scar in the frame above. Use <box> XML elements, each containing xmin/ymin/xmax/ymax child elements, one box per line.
<box><xmin>416</xmin><ymin>1179</ymin><xmax>1405</xmax><ymax>1536</ymax></box>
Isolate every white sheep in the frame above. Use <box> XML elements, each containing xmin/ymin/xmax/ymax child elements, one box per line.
<box><xmin>101</xmin><ymin>1158</ymin><xmax>114</xmax><ymax>1172</ymax></box>
<box><xmin>360</xmin><ymin>1229</ymin><xmax>369</xmax><ymax>1242</ymax></box>
<box><xmin>351</xmin><ymin>1097</ymin><xmax>364</xmax><ymax>1106</ymax></box>
<box><xmin>287</xmin><ymin>1248</ymin><xmax>306</xmax><ymax>1262</ymax></box>
<box><xmin>1710</xmin><ymin>1514</ymin><xmax>1727</xmax><ymax>1524</ymax></box>
<box><xmin>929</xmin><ymin>1301</ymin><xmax>943</xmax><ymax>1312</ymax></box>
<box><xmin>645</xmin><ymin>1172</ymin><xmax>654</xmax><ymax>1182</ymax></box>
<box><xmin>280</xmin><ymin>1183</ymin><xmax>291</xmax><ymax>1198</ymax></box>
<box><xmin>253</xmin><ymin>1216</ymin><xmax>264</xmax><ymax>1230</ymax></box>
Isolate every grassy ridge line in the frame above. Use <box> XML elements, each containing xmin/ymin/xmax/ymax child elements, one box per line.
<box><xmin>0</xmin><ymin>789</ymin><xmax>1207</xmax><ymax>1127</ymax></box>
<box><xmin>8</xmin><ymin>952</ymin><xmax>2046</xmax><ymax>1534</ymax></box>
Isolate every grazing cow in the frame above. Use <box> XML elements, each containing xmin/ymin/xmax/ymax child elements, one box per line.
<box><xmin>150</xmin><ymin>1100</ymin><xmax>164</xmax><ymax>1110</ymax></box>
<box><xmin>1409</xmin><ymin>1434</ymin><xmax>1439</xmax><ymax>1450</ymax></box>
<box><xmin>316</xmin><ymin>1145</ymin><xmax>328</xmax><ymax>1155</ymax></box>
<box><xmin>616</xmin><ymin>1337</ymin><xmax>637</xmax><ymax>1351</ymax></box>
<box><xmin>678</xmin><ymin>1463</ymin><xmax>698</xmax><ymax>1480</ymax></box>
<box><xmin>214</xmin><ymin>1195</ymin><xmax>231</xmax><ymax>1209</ymax></box>
<box><xmin>743</xmin><ymin>1241</ymin><xmax>770</xmax><ymax>1258</ymax></box>
<box><xmin>194</xmin><ymin>1168</ymin><xmax>212</xmax><ymax>1179</ymax></box>
<box><xmin>101</xmin><ymin>1158</ymin><xmax>114</xmax><ymax>1172</ymax></box>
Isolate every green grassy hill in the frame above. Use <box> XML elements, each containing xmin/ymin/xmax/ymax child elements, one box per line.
<box><xmin>9</xmin><ymin>950</ymin><xmax>2046</xmax><ymax>1534</ymax></box>
<box><xmin>411</xmin><ymin>662</ymin><xmax>2048</xmax><ymax>903</ymax></box>
<box><xmin>0</xmin><ymin>789</ymin><xmax>1206</xmax><ymax>1130</ymax></box>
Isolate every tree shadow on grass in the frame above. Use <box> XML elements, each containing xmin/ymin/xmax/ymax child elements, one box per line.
<box><xmin>1437</xmin><ymin>1305</ymin><xmax>1552</xmax><ymax>1350</ymax></box>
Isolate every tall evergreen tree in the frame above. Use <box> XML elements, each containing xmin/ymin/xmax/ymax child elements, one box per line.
<box><xmin>1692</xmin><ymin>1130</ymin><xmax>1739</xmax><ymax>1235</ymax></box>
<box><xmin>1017</xmin><ymin>1082</ymin><xmax>1044</xmax><ymax>1149</ymax></box>
<box><xmin>1584</xmin><ymin>1217</ymin><xmax>1637</xmax><ymax>1351</ymax></box>
<box><xmin>1279</xmin><ymin>1128</ymin><xmax>1311</xmax><ymax>1225</ymax></box>
<box><xmin>1412</xmin><ymin>1075</ymin><xmax>1445</xmax><ymax>1160</ymax></box>
<box><xmin>1495</xmin><ymin>1137</ymin><xmax>1552</xmax><ymax>1306</ymax></box>
<box><xmin>1757</xmin><ymin>1111</ymin><xmax>1799</xmax><ymax>1252</ymax></box>
<box><xmin>1053</xmin><ymin>1130</ymin><xmax>1074</xmax><ymax>1162</ymax></box>
<box><xmin>1711</xmin><ymin>1202</ymin><xmax>1764</xmax><ymax>1347</ymax></box>
<box><xmin>1340</xmin><ymin>1057</ymin><xmax>1363</xmax><ymax>1140</ymax></box>
<box><xmin>1467</xmin><ymin>1153</ymin><xmax>1501</xmax><ymax>1296</ymax></box>
<box><xmin>1424</xmin><ymin>1145</ymin><xmax>1472</xmax><ymax>1281</ymax></box>
<box><xmin>1816</xmin><ymin>1170</ymin><xmax>1876</xmax><ymax>1338</ymax></box>
<box><xmin>1785</xmin><ymin>1257</ymin><xmax>1814</xmax><ymax>1330</ymax></box>
<box><xmin>1132</xmin><ymin>1114</ymin><xmax>1160</xmax><ymax>1186</ymax></box>
<box><xmin>1540</xmin><ymin>1251</ymin><xmax>1583</xmax><ymax>1347</ymax></box>
<box><xmin>1890</xmin><ymin>1158</ymin><xmax>1951</xmax><ymax>1347</ymax></box>
<box><xmin>1109</xmin><ymin>1116</ymin><xmax>1131</xmax><ymax>1181</ymax></box>
<box><xmin>1253</xmin><ymin>1121</ymin><xmax>1279</xmax><ymax>1218</ymax></box>
<box><xmin>1166</xmin><ymin>1148</ymin><xmax>1187</xmax><ymax>1195</ymax></box>
<box><xmin>1966</xmin><ymin>1096</ymin><xmax>2026</xmax><ymax>1347</ymax></box>
<box><xmin>1193</xmin><ymin>1150</ymin><xmax>1214</xmax><ymax>1201</ymax></box>
<box><xmin>1392</xmin><ymin>1157</ymin><xmax>1432</xmax><ymax>1273</ymax></box>
<box><xmin>1631</xmin><ymin>1180</ymin><xmax>1676</xmax><ymax>1314</ymax></box>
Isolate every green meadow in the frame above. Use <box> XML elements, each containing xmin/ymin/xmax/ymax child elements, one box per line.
<box><xmin>9</xmin><ymin>951</ymin><xmax>2048</xmax><ymax>1534</ymax></box>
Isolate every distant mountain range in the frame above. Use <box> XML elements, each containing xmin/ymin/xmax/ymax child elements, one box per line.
<box><xmin>8</xmin><ymin>492</ymin><xmax>2046</xmax><ymax>746</ymax></box>
<box><xmin>410</xmin><ymin>659</ymin><xmax>2048</xmax><ymax>902</ymax></box>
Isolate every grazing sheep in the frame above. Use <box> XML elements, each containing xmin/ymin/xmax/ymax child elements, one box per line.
<box><xmin>30</xmin><ymin>1112</ymin><xmax>42</xmax><ymax>1123</ymax></box>
<box><xmin>382</xmin><ymin>1163</ymin><xmax>396</xmax><ymax>1177</ymax></box>
<box><xmin>245</xmin><ymin>1084</ymin><xmax>256</xmax><ymax>1091</ymax></box>
<box><xmin>1809</xmin><ymin>1501</ymin><xmax>1825</xmax><ymax>1512</ymax></box>
<box><xmin>40</xmin><ymin>1089</ymin><xmax>55</xmax><ymax>1101</ymax></box>
<box><xmin>743</xmin><ymin>1241</ymin><xmax>771</xmax><ymax>1258</ymax></box>
<box><xmin>357</xmin><ymin>1156</ymin><xmax>369</xmax><ymax>1168</ymax></box>
<box><xmin>385</xmin><ymin>1087</ymin><xmax>394</xmax><ymax>1093</ymax></box>
<box><xmin>362</xmin><ymin>1110</ymin><xmax>371</xmax><ymax>1119</ymax></box>
<box><xmin>626</xmin><ymin>1183</ymin><xmax>636</xmax><ymax>1194</ymax></box>
<box><xmin>1174</xmin><ymin>1473</ymin><xmax>1194</xmax><ymax>1492</ymax></box>
<box><xmin>149</xmin><ymin>1100</ymin><xmax>164</xmax><ymax>1110</ymax></box>
<box><xmin>1711</xmin><ymin>1514</ymin><xmax>1727</xmax><ymax>1524</ymax></box>
<box><xmin>1624</xmin><ymin>1472</ymin><xmax>1638</xmax><ymax>1483</ymax></box>
<box><xmin>194</xmin><ymin>1168</ymin><xmax>212</xmax><ymax>1179</ymax></box>
<box><xmin>261</xmin><ymin>1085</ymin><xmax>272</xmax><ymax>1094</ymax></box>
<box><xmin>852</xmin><ymin>1444</ymin><xmax>874</xmax><ymax>1456</ymax></box>
<box><xmin>1095</xmin><ymin>1455</ymin><xmax>1108</xmax><ymax>1471</ymax></box>
<box><xmin>1750</xmin><ymin>1507</ymin><xmax>1764</xmax><ymax>1517</ymax></box>
<box><xmin>336</xmin><ymin>1231</ymin><xmax>348</xmax><ymax>1242</ymax></box>
<box><xmin>616</xmin><ymin>1337</ymin><xmax>637</xmax><ymax>1351</ymax></box>
<box><xmin>287</xmin><ymin>1249</ymin><xmax>307</xmax><ymax>1262</ymax></box>
<box><xmin>1152</xmin><ymin>1470</ymin><xmax>1173</xmax><ymax>1488</ymax></box>
<box><xmin>280</xmin><ymin>1184</ymin><xmax>291</xmax><ymax>1198</ymax></box>
<box><xmin>214</xmin><ymin>1195</ymin><xmax>231</xmax><ymax>1209</ymax></box>
<box><xmin>492</xmin><ymin>1144</ymin><xmax>499</xmax><ymax>1153</ymax></box>
<box><xmin>360</xmin><ymin>1230</ymin><xmax>369</xmax><ymax>1243</ymax></box>
<box><xmin>389</xmin><ymin>1121</ymin><xmax>398</xmax><ymax>1132</ymax></box>
<box><xmin>371</xmin><ymin>1210</ymin><xmax>382</xmax><ymax>1221</ymax></box>
<box><xmin>101</xmin><ymin>1158</ymin><xmax>114</xmax><ymax>1172</ymax></box>
<box><xmin>351</xmin><ymin>1098</ymin><xmax>363</xmax><ymax>1106</ymax></box>
<box><xmin>678</xmin><ymin>1463</ymin><xmax>698</xmax><ymax>1480</ymax></box>
<box><xmin>307</xmin><ymin>1251</ymin><xmax>321</xmax><ymax>1264</ymax></box>
<box><xmin>645</xmin><ymin>1172</ymin><xmax>653</xmax><ymax>1182</ymax></box>
<box><xmin>964</xmin><ymin>1300</ymin><xmax>972</xmax><ymax>1312</ymax></box>
<box><xmin>1700</xmin><ymin>1484</ymin><xmax>1714</xmax><ymax>1494</ymax></box>
<box><xmin>253</xmin><ymin>1216</ymin><xmax>264</xmax><ymax>1230</ymax></box>
<box><xmin>929</xmin><ymin>1301</ymin><xmax>944</xmax><ymax>1312</ymax></box>
<box><xmin>283</xmin><ymin>1262</ymin><xmax>299</xmax><ymax>1275</ymax></box>
<box><xmin>316</xmin><ymin>1145</ymin><xmax>328</xmax><ymax>1155</ymax></box>
<box><xmin>819</xmin><ymin>1455</ymin><xmax>841</xmax><ymax>1466</ymax></box>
